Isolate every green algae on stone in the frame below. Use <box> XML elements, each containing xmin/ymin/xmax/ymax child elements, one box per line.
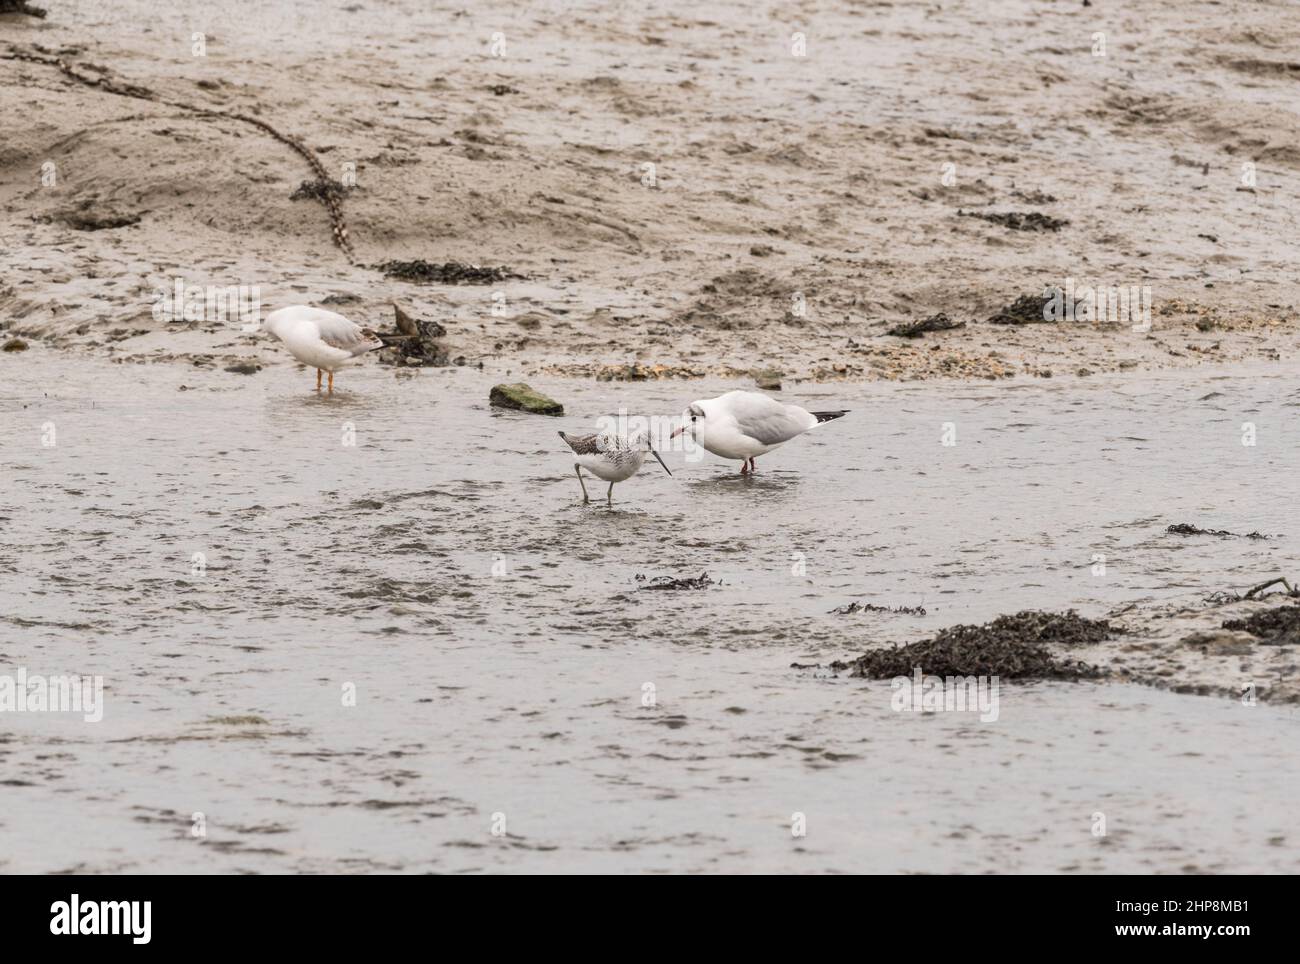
<box><xmin>489</xmin><ymin>382</ymin><xmax>563</xmax><ymax>416</ymax></box>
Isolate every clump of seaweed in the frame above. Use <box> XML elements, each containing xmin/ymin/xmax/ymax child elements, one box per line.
<box><xmin>1222</xmin><ymin>606</ymin><xmax>1300</xmax><ymax>646</ymax></box>
<box><xmin>1010</xmin><ymin>188</ymin><xmax>1058</xmax><ymax>204</ymax></box>
<box><xmin>376</xmin><ymin>260</ymin><xmax>521</xmax><ymax>285</ymax></box>
<box><xmin>960</xmin><ymin>209</ymin><xmax>1068</xmax><ymax>232</ymax></box>
<box><xmin>0</xmin><ymin>1</ymin><xmax>47</xmax><ymax>16</ymax></box>
<box><xmin>376</xmin><ymin>303</ymin><xmax>449</xmax><ymax>366</ymax></box>
<box><xmin>635</xmin><ymin>573</ymin><xmax>718</xmax><ymax>591</ymax></box>
<box><xmin>830</xmin><ymin>601</ymin><xmax>927</xmax><ymax>616</ymax></box>
<box><xmin>988</xmin><ymin>291</ymin><xmax>1056</xmax><ymax>325</ymax></box>
<box><xmin>831</xmin><ymin>610</ymin><xmax>1109</xmax><ymax>681</ymax></box>
<box><xmin>290</xmin><ymin>178</ymin><xmax>350</xmax><ymax>203</ymax></box>
<box><xmin>1167</xmin><ymin>523</ymin><xmax>1269</xmax><ymax>540</ymax></box>
<box><xmin>886</xmin><ymin>313</ymin><xmax>964</xmax><ymax>338</ymax></box>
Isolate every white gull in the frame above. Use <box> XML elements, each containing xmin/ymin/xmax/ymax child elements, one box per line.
<box><xmin>263</xmin><ymin>305</ymin><xmax>383</xmax><ymax>394</ymax></box>
<box><xmin>670</xmin><ymin>389</ymin><xmax>848</xmax><ymax>474</ymax></box>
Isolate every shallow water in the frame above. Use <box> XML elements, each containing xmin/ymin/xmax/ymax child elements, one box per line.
<box><xmin>1</xmin><ymin>354</ymin><xmax>1298</xmax><ymax>872</ymax></box>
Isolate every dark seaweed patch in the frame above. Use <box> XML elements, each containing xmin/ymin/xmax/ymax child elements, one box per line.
<box><xmin>635</xmin><ymin>573</ymin><xmax>718</xmax><ymax>591</ymax></box>
<box><xmin>886</xmin><ymin>313</ymin><xmax>964</xmax><ymax>339</ymax></box>
<box><xmin>1009</xmin><ymin>189</ymin><xmax>1058</xmax><ymax>205</ymax></box>
<box><xmin>1167</xmin><ymin>523</ymin><xmax>1269</xmax><ymax>540</ymax></box>
<box><xmin>0</xmin><ymin>1</ymin><xmax>46</xmax><ymax>16</ymax></box>
<box><xmin>959</xmin><ymin>209</ymin><xmax>1068</xmax><ymax>232</ymax></box>
<box><xmin>830</xmin><ymin>601</ymin><xmax>927</xmax><ymax>616</ymax></box>
<box><xmin>290</xmin><ymin>178</ymin><xmax>350</xmax><ymax>203</ymax></box>
<box><xmin>988</xmin><ymin>291</ymin><xmax>1055</xmax><ymax>325</ymax></box>
<box><xmin>1222</xmin><ymin>606</ymin><xmax>1300</xmax><ymax>646</ymax></box>
<box><xmin>377</xmin><ymin>304</ymin><xmax>449</xmax><ymax>366</ymax></box>
<box><xmin>376</xmin><ymin>260</ymin><xmax>521</xmax><ymax>285</ymax></box>
<box><xmin>830</xmin><ymin>610</ymin><xmax>1108</xmax><ymax>680</ymax></box>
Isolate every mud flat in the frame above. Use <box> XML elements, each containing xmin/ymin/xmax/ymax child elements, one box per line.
<box><xmin>2</xmin><ymin>0</ymin><xmax>1299</xmax><ymax>382</ymax></box>
<box><xmin>3</xmin><ymin>0</ymin><xmax>1298</xmax><ymax>874</ymax></box>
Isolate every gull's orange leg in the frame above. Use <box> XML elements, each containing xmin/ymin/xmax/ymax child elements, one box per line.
<box><xmin>316</xmin><ymin>369</ymin><xmax>322</xmax><ymax>392</ymax></box>
<box><xmin>328</xmin><ymin>370</ymin><xmax>335</xmax><ymax>395</ymax></box>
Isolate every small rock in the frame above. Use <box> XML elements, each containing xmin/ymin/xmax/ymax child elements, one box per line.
<box><xmin>753</xmin><ymin>368</ymin><xmax>782</xmax><ymax>390</ymax></box>
<box><xmin>393</xmin><ymin>302</ymin><xmax>420</xmax><ymax>336</ymax></box>
<box><xmin>224</xmin><ymin>361</ymin><xmax>261</xmax><ymax>375</ymax></box>
<box><xmin>489</xmin><ymin>382</ymin><xmax>564</xmax><ymax>416</ymax></box>
<box><xmin>2</xmin><ymin>338</ymin><xmax>29</xmax><ymax>352</ymax></box>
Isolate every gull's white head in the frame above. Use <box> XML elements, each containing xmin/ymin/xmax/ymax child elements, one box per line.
<box><xmin>262</xmin><ymin>313</ymin><xmax>283</xmax><ymax>338</ymax></box>
<box><xmin>669</xmin><ymin>401</ymin><xmax>708</xmax><ymax>443</ymax></box>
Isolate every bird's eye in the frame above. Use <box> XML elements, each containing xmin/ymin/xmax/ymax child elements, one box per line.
<box><xmin>691</xmin><ymin>415</ymin><xmax>697</xmax><ymax>421</ymax></box>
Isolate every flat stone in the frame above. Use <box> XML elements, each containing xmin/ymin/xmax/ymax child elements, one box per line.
<box><xmin>489</xmin><ymin>382</ymin><xmax>564</xmax><ymax>416</ymax></box>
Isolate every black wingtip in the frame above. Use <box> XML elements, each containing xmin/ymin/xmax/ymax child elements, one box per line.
<box><xmin>812</xmin><ymin>410</ymin><xmax>849</xmax><ymax>423</ymax></box>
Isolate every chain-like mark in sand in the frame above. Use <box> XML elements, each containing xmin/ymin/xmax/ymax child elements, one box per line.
<box><xmin>1</xmin><ymin>46</ymin><xmax>357</xmax><ymax>263</ymax></box>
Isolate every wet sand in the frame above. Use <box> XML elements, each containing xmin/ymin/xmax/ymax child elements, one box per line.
<box><xmin>1</xmin><ymin>352</ymin><xmax>1297</xmax><ymax>872</ymax></box>
<box><xmin>3</xmin><ymin>0</ymin><xmax>1300</xmax><ymax>380</ymax></box>
<box><xmin>3</xmin><ymin>0</ymin><xmax>1299</xmax><ymax>874</ymax></box>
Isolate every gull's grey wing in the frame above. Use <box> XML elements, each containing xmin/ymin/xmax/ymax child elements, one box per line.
<box><xmin>308</xmin><ymin>308</ymin><xmax>382</xmax><ymax>355</ymax></box>
<box><xmin>737</xmin><ymin>410</ymin><xmax>809</xmax><ymax>445</ymax></box>
<box><xmin>725</xmin><ymin>393</ymin><xmax>814</xmax><ymax>445</ymax></box>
